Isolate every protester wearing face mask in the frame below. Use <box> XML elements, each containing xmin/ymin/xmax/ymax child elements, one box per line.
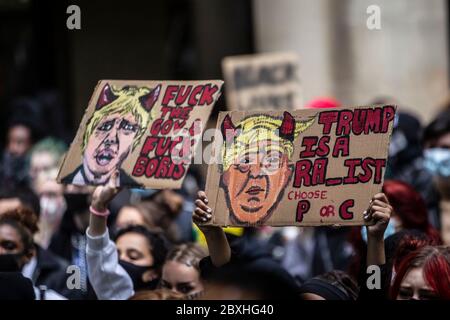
<box><xmin>113</xmin><ymin>225</ymin><xmax>167</xmax><ymax>291</ymax></box>
<box><xmin>33</xmin><ymin>169</ymin><xmax>66</xmax><ymax>249</ymax></box>
<box><xmin>382</xmin><ymin>109</ymin><xmax>441</xmax><ymax>229</ymax></box>
<box><xmin>47</xmin><ymin>187</ymin><xmax>99</xmax><ymax>300</ymax></box>
<box><xmin>28</xmin><ymin>137</ymin><xmax>67</xmax><ymax>191</ymax></box>
<box><xmin>0</xmin><ymin>207</ymin><xmax>66</xmax><ymax>299</ymax></box>
<box><xmin>0</xmin><ymin>186</ymin><xmax>70</xmax><ymax>297</ymax></box>
<box><xmin>86</xmin><ymin>171</ymin><xmax>169</xmax><ymax>300</ymax></box>
<box><xmin>423</xmin><ymin>109</ymin><xmax>450</xmax><ymax>244</ymax></box>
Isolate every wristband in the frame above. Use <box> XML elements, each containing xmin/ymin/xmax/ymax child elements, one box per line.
<box><xmin>89</xmin><ymin>205</ymin><xmax>110</xmax><ymax>217</ymax></box>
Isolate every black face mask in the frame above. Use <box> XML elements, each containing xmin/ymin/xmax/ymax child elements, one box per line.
<box><xmin>119</xmin><ymin>260</ymin><xmax>159</xmax><ymax>291</ymax></box>
<box><xmin>0</xmin><ymin>253</ymin><xmax>22</xmax><ymax>272</ymax></box>
<box><xmin>64</xmin><ymin>193</ymin><xmax>90</xmax><ymax>215</ymax></box>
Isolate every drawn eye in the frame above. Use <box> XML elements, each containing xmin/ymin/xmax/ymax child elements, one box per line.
<box><xmin>120</xmin><ymin>120</ymin><xmax>138</xmax><ymax>133</ymax></box>
<box><xmin>98</xmin><ymin>122</ymin><xmax>113</xmax><ymax>131</ymax></box>
<box><xmin>266</xmin><ymin>156</ymin><xmax>280</xmax><ymax>164</ymax></box>
<box><xmin>240</xmin><ymin>157</ymin><xmax>250</xmax><ymax>164</ymax></box>
<box><xmin>263</xmin><ymin>154</ymin><xmax>281</xmax><ymax>171</ymax></box>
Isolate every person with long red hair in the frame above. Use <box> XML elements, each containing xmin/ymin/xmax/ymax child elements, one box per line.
<box><xmin>391</xmin><ymin>246</ymin><xmax>450</xmax><ymax>300</ymax></box>
<box><xmin>382</xmin><ymin>180</ymin><xmax>441</xmax><ymax>243</ymax></box>
<box><xmin>348</xmin><ymin>180</ymin><xmax>441</xmax><ymax>286</ymax></box>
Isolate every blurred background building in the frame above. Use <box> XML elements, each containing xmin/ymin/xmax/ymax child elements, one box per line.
<box><xmin>0</xmin><ymin>0</ymin><xmax>448</xmax><ymax>142</ymax></box>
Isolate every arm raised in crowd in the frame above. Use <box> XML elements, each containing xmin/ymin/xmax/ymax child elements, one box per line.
<box><xmin>86</xmin><ymin>171</ymin><xmax>134</xmax><ymax>300</ymax></box>
<box><xmin>357</xmin><ymin>192</ymin><xmax>392</xmax><ymax>300</ymax></box>
<box><xmin>89</xmin><ymin>171</ymin><xmax>121</xmax><ymax>236</ymax></box>
<box><xmin>365</xmin><ymin>193</ymin><xmax>392</xmax><ymax>266</ymax></box>
<box><xmin>193</xmin><ymin>191</ymin><xmax>231</xmax><ymax>267</ymax></box>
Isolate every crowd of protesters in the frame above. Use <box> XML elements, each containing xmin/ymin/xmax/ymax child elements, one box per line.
<box><xmin>0</xmin><ymin>95</ymin><xmax>449</xmax><ymax>300</ymax></box>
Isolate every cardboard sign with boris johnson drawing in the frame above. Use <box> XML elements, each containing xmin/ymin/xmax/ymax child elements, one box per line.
<box><xmin>57</xmin><ymin>80</ymin><xmax>223</xmax><ymax>188</ymax></box>
<box><xmin>204</xmin><ymin>105</ymin><xmax>396</xmax><ymax>227</ymax></box>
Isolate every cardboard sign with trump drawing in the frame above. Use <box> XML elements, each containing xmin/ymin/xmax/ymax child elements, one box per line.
<box><xmin>204</xmin><ymin>105</ymin><xmax>396</xmax><ymax>227</ymax></box>
<box><xmin>57</xmin><ymin>80</ymin><xmax>223</xmax><ymax>188</ymax></box>
<box><xmin>222</xmin><ymin>52</ymin><xmax>303</xmax><ymax>111</ymax></box>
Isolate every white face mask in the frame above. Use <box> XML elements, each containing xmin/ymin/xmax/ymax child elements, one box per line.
<box><xmin>40</xmin><ymin>196</ymin><xmax>66</xmax><ymax>222</ymax></box>
<box><xmin>361</xmin><ymin>218</ymin><xmax>398</xmax><ymax>243</ymax></box>
<box><xmin>282</xmin><ymin>227</ymin><xmax>300</xmax><ymax>241</ymax></box>
<box><xmin>424</xmin><ymin>148</ymin><xmax>450</xmax><ymax>177</ymax></box>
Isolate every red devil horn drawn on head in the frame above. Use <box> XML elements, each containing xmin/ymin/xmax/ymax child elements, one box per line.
<box><xmin>221</xmin><ymin>114</ymin><xmax>238</xmax><ymax>144</ymax></box>
<box><xmin>139</xmin><ymin>84</ymin><xmax>161</xmax><ymax>112</ymax></box>
<box><xmin>96</xmin><ymin>83</ymin><xmax>119</xmax><ymax>110</ymax></box>
<box><xmin>279</xmin><ymin>111</ymin><xmax>296</xmax><ymax>141</ymax></box>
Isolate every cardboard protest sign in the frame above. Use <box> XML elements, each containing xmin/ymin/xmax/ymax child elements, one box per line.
<box><xmin>57</xmin><ymin>80</ymin><xmax>223</xmax><ymax>188</ymax></box>
<box><xmin>222</xmin><ymin>52</ymin><xmax>302</xmax><ymax>111</ymax></box>
<box><xmin>204</xmin><ymin>105</ymin><xmax>396</xmax><ymax>227</ymax></box>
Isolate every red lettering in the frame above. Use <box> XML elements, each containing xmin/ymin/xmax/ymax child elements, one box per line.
<box><xmin>293</xmin><ymin>160</ymin><xmax>312</xmax><ymax>187</ymax></box>
<box><xmin>188</xmin><ymin>86</ymin><xmax>203</xmax><ymax>106</ymax></box>
<box><xmin>175</xmin><ymin>85</ymin><xmax>192</xmax><ymax>105</ymax></box>
<box><xmin>161</xmin><ymin>119</ymin><xmax>173</xmax><ymax>135</ymax></box>
<box><xmin>325</xmin><ymin>178</ymin><xmax>342</xmax><ymax>186</ymax></box>
<box><xmin>343</xmin><ymin>159</ymin><xmax>361</xmax><ymax>184</ymax></box>
<box><xmin>337</xmin><ymin>110</ymin><xmax>353</xmax><ymax>135</ymax></box>
<box><xmin>373</xmin><ymin>159</ymin><xmax>386</xmax><ymax>184</ymax></box>
<box><xmin>339</xmin><ymin>199</ymin><xmax>354</xmax><ymax>220</ymax></box>
<box><xmin>364</xmin><ymin>108</ymin><xmax>382</xmax><ymax>134</ymax></box>
<box><xmin>150</xmin><ymin>118</ymin><xmax>163</xmax><ymax>135</ymax></box>
<box><xmin>312</xmin><ymin>158</ymin><xmax>327</xmax><ymax>185</ymax></box>
<box><xmin>140</xmin><ymin>136</ymin><xmax>158</xmax><ymax>156</ymax></box>
<box><xmin>199</xmin><ymin>85</ymin><xmax>219</xmax><ymax>106</ymax></box>
<box><xmin>318</xmin><ymin>111</ymin><xmax>339</xmax><ymax>134</ymax></box>
<box><xmin>296</xmin><ymin>200</ymin><xmax>310</xmax><ymax>222</ymax></box>
<box><xmin>316</xmin><ymin>136</ymin><xmax>331</xmax><ymax>157</ymax></box>
<box><xmin>155</xmin><ymin>157</ymin><xmax>171</xmax><ymax>178</ymax></box>
<box><xmin>352</xmin><ymin>109</ymin><xmax>366</xmax><ymax>135</ymax></box>
<box><xmin>160</xmin><ymin>106</ymin><xmax>171</xmax><ymax>118</ymax></box>
<box><xmin>332</xmin><ymin>136</ymin><xmax>350</xmax><ymax>157</ymax></box>
<box><xmin>358</xmin><ymin>158</ymin><xmax>375</xmax><ymax>183</ymax></box>
<box><xmin>173</xmin><ymin>120</ymin><xmax>186</xmax><ymax>133</ymax></box>
<box><xmin>162</xmin><ymin>86</ymin><xmax>178</xmax><ymax>106</ymax></box>
<box><xmin>320</xmin><ymin>205</ymin><xmax>335</xmax><ymax>217</ymax></box>
<box><xmin>132</xmin><ymin>156</ymin><xmax>148</xmax><ymax>177</ymax></box>
<box><xmin>145</xmin><ymin>158</ymin><xmax>159</xmax><ymax>177</ymax></box>
<box><xmin>381</xmin><ymin>105</ymin><xmax>396</xmax><ymax>133</ymax></box>
<box><xmin>181</xmin><ymin>107</ymin><xmax>193</xmax><ymax>120</ymax></box>
<box><xmin>155</xmin><ymin>137</ymin><xmax>171</xmax><ymax>156</ymax></box>
<box><xmin>300</xmin><ymin>137</ymin><xmax>318</xmax><ymax>158</ymax></box>
<box><xmin>288</xmin><ymin>190</ymin><xmax>327</xmax><ymax>200</ymax></box>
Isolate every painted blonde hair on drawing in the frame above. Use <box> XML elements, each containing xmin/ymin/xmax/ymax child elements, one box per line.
<box><xmin>220</xmin><ymin>112</ymin><xmax>316</xmax><ymax>172</ymax></box>
<box><xmin>82</xmin><ymin>83</ymin><xmax>161</xmax><ymax>152</ymax></box>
